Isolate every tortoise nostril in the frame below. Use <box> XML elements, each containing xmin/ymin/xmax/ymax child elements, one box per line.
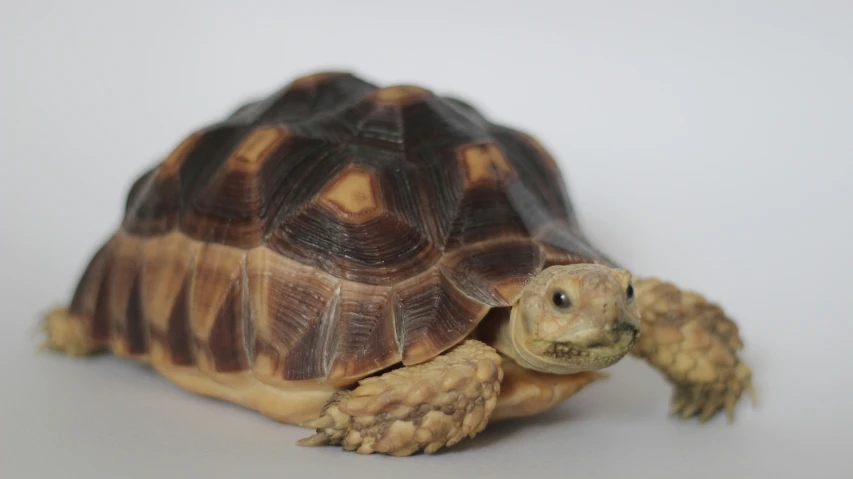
<box><xmin>613</xmin><ymin>321</ymin><xmax>639</xmax><ymax>334</ymax></box>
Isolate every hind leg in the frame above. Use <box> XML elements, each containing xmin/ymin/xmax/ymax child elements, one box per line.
<box><xmin>40</xmin><ymin>307</ymin><xmax>102</xmax><ymax>356</ymax></box>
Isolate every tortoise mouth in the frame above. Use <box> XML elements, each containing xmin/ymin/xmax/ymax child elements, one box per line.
<box><xmin>541</xmin><ymin>331</ymin><xmax>638</xmax><ymax>365</ymax></box>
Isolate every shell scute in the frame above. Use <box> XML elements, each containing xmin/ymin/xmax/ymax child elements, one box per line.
<box><xmin>395</xmin><ymin>268</ymin><xmax>490</xmax><ymax>365</ymax></box>
<box><xmin>179</xmin><ymin>126</ymin><xmax>304</xmax><ymax>248</ymax></box>
<box><xmin>68</xmin><ymin>241</ymin><xmax>111</xmax><ymax>341</ymax></box>
<box><xmin>327</xmin><ymin>285</ymin><xmax>401</xmax><ymax>381</ymax></box>
<box><xmin>140</xmin><ymin>232</ymin><xmax>199</xmax><ymax>365</ymax></box>
<box><xmin>267</xmin><ymin>158</ymin><xmax>439</xmax><ymax>286</ymax></box>
<box><xmin>247</xmin><ymin>248</ymin><xmax>341</xmax><ymax>383</ymax></box>
<box><xmin>439</xmin><ymin>239</ymin><xmax>545</xmax><ymax>306</ymax></box>
<box><xmin>188</xmin><ymin>244</ymin><xmax>250</xmax><ymax>374</ymax></box>
<box><xmin>123</xmin><ymin>132</ymin><xmax>203</xmax><ymax>236</ymax></box>
<box><xmin>104</xmin><ymin>234</ymin><xmax>147</xmax><ymax>357</ymax></box>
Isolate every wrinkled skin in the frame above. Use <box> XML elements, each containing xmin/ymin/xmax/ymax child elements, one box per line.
<box><xmin>499</xmin><ymin>264</ymin><xmax>641</xmax><ymax>374</ymax></box>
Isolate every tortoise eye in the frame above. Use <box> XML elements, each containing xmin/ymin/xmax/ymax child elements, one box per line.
<box><xmin>626</xmin><ymin>282</ymin><xmax>634</xmax><ymax>300</ymax></box>
<box><xmin>552</xmin><ymin>291</ymin><xmax>571</xmax><ymax>309</ymax></box>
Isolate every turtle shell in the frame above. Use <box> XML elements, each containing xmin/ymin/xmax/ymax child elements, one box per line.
<box><xmin>67</xmin><ymin>72</ymin><xmax>606</xmax><ymax>384</ymax></box>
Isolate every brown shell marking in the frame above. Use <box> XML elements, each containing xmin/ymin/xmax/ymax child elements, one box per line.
<box><xmin>247</xmin><ymin>246</ymin><xmax>449</xmax><ymax>382</ymax></box>
<box><xmin>328</xmin><ymin>285</ymin><xmax>399</xmax><ymax>379</ymax></box>
<box><xmin>141</xmin><ymin>232</ymin><xmax>199</xmax><ymax>366</ymax></box>
<box><xmin>443</xmin><ymin>143</ymin><xmax>529</xmax><ymax>249</ymax></box>
<box><xmin>189</xmin><ymin>244</ymin><xmax>252</xmax><ymax>379</ymax></box>
<box><xmin>68</xmin><ymin>242</ymin><xmax>111</xmax><ymax>345</ymax></box>
<box><xmin>179</xmin><ymin>126</ymin><xmax>301</xmax><ymax>248</ymax></box>
<box><xmin>73</xmin><ymin>233</ymin><xmax>500</xmax><ymax>386</ymax></box>
<box><xmin>123</xmin><ymin>133</ymin><xmax>203</xmax><ymax>236</ymax></box>
<box><xmin>269</xmin><ymin>160</ymin><xmax>440</xmax><ymax>285</ymax></box>
<box><xmin>66</xmin><ymin>71</ymin><xmax>606</xmax><ymax>384</ymax></box>
<box><xmin>68</xmin><ymin>232</ymin><xmax>148</xmax><ymax>356</ymax></box>
<box><xmin>247</xmin><ymin>247</ymin><xmax>341</xmax><ymax>384</ymax></box>
<box><xmin>439</xmin><ymin>238</ymin><xmax>545</xmax><ymax>306</ymax></box>
<box><xmin>106</xmin><ymin>234</ymin><xmax>148</xmax><ymax>357</ymax></box>
<box><xmin>395</xmin><ymin>268</ymin><xmax>490</xmax><ymax>365</ymax></box>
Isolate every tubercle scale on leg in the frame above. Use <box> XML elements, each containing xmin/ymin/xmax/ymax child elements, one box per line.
<box><xmin>297</xmin><ymin>340</ymin><xmax>503</xmax><ymax>456</ymax></box>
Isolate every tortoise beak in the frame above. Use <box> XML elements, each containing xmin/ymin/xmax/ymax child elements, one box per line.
<box><xmin>613</xmin><ymin>320</ymin><xmax>639</xmax><ymax>335</ymax></box>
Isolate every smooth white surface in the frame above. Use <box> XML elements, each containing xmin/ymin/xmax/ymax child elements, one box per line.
<box><xmin>2</xmin><ymin>1</ymin><xmax>852</xmax><ymax>478</ymax></box>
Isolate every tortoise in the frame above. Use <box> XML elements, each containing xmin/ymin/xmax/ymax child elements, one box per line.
<box><xmin>43</xmin><ymin>71</ymin><xmax>755</xmax><ymax>456</ymax></box>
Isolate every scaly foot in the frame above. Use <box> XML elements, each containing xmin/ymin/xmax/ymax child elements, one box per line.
<box><xmin>670</xmin><ymin>361</ymin><xmax>755</xmax><ymax>422</ymax></box>
<box><xmin>632</xmin><ymin>278</ymin><xmax>756</xmax><ymax>423</ymax></box>
<box><xmin>297</xmin><ymin>340</ymin><xmax>503</xmax><ymax>456</ymax></box>
<box><xmin>40</xmin><ymin>307</ymin><xmax>101</xmax><ymax>356</ymax></box>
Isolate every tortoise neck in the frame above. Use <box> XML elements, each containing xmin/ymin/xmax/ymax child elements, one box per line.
<box><xmin>471</xmin><ymin>307</ymin><xmax>517</xmax><ymax>361</ymax></box>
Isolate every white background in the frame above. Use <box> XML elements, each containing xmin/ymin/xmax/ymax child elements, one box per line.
<box><xmin>2</xmin><ymin>1</ymin><xmax>852</xmax><ymax>477</ymax></box>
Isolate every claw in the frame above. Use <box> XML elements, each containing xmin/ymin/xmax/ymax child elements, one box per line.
<box><xmin>681</xmin><ymin>400</ymin><xmax>701</xmax><ymax>418</ymax></box>
<box><xmin>723</xmin><ymin>393</ymin><xmax>737</xmax><ymax>423</ymax></box>
<box><xmin>670</xmin><ymin>394</ymin><xmax>687</xmax><ymax>416</ymax></box>
<box><xmin>699</xmin><ymin>392</ymin><xmax>721</xmax><ymax>423</ymax></box>
<box><xmin>725</xmin><ymin>405</ymin><xmax>735</xmax><ymax>424</ymax></box>
<box><xmin>746</xmin><ymin>381</ymin><xmax>757</xmax><ymax>406</ymax></box>
<box><xmin>670</xmin><ymin>400</ymin><xmax>684</xmax><ymax>417</ymax></box>
<box><xmin>299</xmin><ymin>416</ymin><xmax>334</xmax><ymax>430</ymax></box>
<box><xmin>424</xmin><ymin>442</ymin><xmax>443</xmax><ymax>454</ymax></box>
<box><xmin>297</xmin><ymin>432</ymin><xmax>332</xmax><ymax>447</ymax></box>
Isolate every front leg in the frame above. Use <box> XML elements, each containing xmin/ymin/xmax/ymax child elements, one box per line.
<box><xmin>297</xmin><ymin>340</ymin><xmax>503</xmax><ymax>456</ymax></box>
<box><xmin>631</xmin><ymin>278</ymin><xmax>755</xmax><ymax>422</ymax></box>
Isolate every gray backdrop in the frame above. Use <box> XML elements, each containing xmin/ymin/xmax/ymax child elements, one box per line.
<box><xmin>2</xmin><ymin>1</ymin><xmax>851</xmax><ymax>478</ymax></box>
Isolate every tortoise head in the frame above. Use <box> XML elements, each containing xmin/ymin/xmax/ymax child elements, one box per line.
<box><xmin>507</xmin><ymin>264</ymin><xmax>641</xmax><ymax>374</ymax></box>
